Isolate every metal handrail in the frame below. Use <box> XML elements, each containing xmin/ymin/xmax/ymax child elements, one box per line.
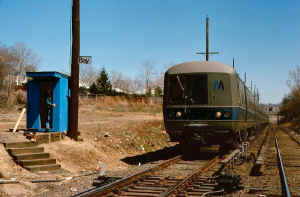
<box><xmin>275</xmin><ymin>136</ymin><xmax>291</xmax><ymax>197</ymax></box>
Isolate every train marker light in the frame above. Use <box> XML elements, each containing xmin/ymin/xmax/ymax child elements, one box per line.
<box><xmin>224</xmin><ymin>111</ymin><xmax>231</xmax><ymax>118</ymax></box>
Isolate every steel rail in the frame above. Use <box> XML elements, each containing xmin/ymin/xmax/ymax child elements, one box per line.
<box><xmin>158</xmin><ymin>156</ymin><xmax>220</xmax><ymax>197</ymax></box>
<box><xmin>275</xmin><ymin>136</ymin><xmax>291</xmax><ymax>197</ymax></box>
<box><xmin>280</xmin><ymin>127</ymin><xmax>300</xmax><ymax>146</ymax></box>
<box><xmin>72</xmin><ymin>129</ymin><xmax>261</xmax><ymax>197</ymax></box>
<box><xmin>72</xmin><ymin>155</ymin><xmax>182</xmax><ymax>197</ymax></box>
<box><xmin>159</xmin><ymin>136</ymin><xmax>258</xmax><ymax>197</ymax></box>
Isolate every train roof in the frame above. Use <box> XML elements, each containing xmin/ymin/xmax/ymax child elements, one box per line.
<box><xmin>166</xmin><ymin>61</ymin><xmax>236</xmax><ymax>75</ymax></box>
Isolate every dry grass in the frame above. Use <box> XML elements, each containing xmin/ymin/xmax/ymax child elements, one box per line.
<box><xmin>80</xmin><ymin>96</ymin><xmax>162</xmax><ymax>114</ymax></box>
<box><xmin>0</xmin><ymin>92</ymin><xmax>8</xmax><ymax>108</ymax></box>
<box><xmin>42</xmin><ymin>97</ymin><xmax>169</xmax><ymax>173</ymax></box>
<box><xmin>44</xmin><ymin>119</ymin><xmax>172</xmax><ymax>173</ymax></box>
<box><xmin>280</xmin><ymin>122</ymin><xmax>293</xmax><ymax>128</ymax></box>
<box><xmin>0</xmin><ymin>90</ymin><xmax>26</xmax><ymax>112</ymax></box>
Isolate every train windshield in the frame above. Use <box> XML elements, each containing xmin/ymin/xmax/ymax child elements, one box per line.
<box><xmin>167</xmin><ymin>74</ymin><xmax>208</xmax><ymax>105</ymax></box>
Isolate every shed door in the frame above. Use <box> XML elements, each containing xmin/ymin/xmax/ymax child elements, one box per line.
<box><xmin>40</xmin><ymin>81</ymin><xmax>54</xmax><ymax>129</ymax></box>
<box><xmin>27</xmin><ymin>81</ymin><xmax>40</xmax><ymax>129</ymax></box>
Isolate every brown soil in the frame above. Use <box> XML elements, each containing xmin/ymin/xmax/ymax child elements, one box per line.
<box><xmin>0</xmin><ymin>97</ymin><xmax>176</xmax><ymax>196</ymax></box>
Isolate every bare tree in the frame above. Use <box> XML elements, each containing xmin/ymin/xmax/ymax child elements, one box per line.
<box><xmin>9</xmin><ymin>43</ymin><xmax>40</xmax><ymax>84</ymax></box>
<box><xmin>79</xmin><ymin>64</ymin><xmax>97</xmax><ymax>88</ymax></box>
<box><xmin>0</xmin><ymin>43</ymin><xmax>17</xmax><ymax>90</ymax></box>
<box><xmin>153</xmin><ymin>62</ymin><xmax>174</xmax><ymax>90</ymax></box>
<box><xmin>140</xmin><ymin>60</ymin><xmax>156</xmax><ymax>94</ymax></box>
<box><xmin>110</xmin><ymin>71</ymin><xmax>123</xmax><ymax>89</ymax></box>
<box><xmin>130</xmin><ymin>77</ymin><xmax>144</xmax><ymax>94</ymax></box>
<box><xmin>110</xmin><ymin>70</ymin><xmax>136</xmax><ymax>93</ymax></box>
<box><xmin>281</xmin><ymin>65</ymin><xmax>300</xmax><ymax>122</ymax></box>
<box><xmin>287</xmin><ymin>65</ymin><xmax>300</xmax><ymax>90</ymax></box>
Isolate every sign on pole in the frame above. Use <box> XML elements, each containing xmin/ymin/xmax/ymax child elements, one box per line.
<box><xmin>79</xmin><ymin>56</ymin><xmax>92</xmax><ymax>64</ymax></box>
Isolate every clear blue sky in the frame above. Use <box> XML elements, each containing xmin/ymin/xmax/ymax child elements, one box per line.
<box><xmin>1</xmin><ymin>0</ymin><xmax>300</xmax><ymax>104</ymax></box>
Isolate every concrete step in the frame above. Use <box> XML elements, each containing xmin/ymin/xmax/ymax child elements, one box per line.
<box><xmin>7</xmin><ymin>147</ymin><xmax>44</xmax><ymax>155</ymax></box>
<box><xmin>18</xmin><ymin>158</ymin><xmax>57</xmax><ymax>167</ymax></box>
<box><xmin>5</xmin><ymin>141</ymin><xmax>38</xmax><ymax>149</ymax></box>
<box><xmin>14</xmin><ymin>152</ymin><xmax>50</xmax><ymax>161</ymax></box>
<box><xmin>25</xmin><ymin>164</ymin><xmax>61</xmax><ymax>172</ymax></box>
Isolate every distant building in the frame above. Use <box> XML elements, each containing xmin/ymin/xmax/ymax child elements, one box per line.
<box><xmin>264</xmin><ymin>104</ymin><xmax>280</xmax><ymax>114</ymax></box>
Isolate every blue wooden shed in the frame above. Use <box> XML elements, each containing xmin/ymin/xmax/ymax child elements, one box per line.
<box><xmin>26</xmin><ymin>71</ymin><xmax>69</xmax><ymax>132</ymax></box>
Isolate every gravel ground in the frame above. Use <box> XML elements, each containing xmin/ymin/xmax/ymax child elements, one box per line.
<box><xmin>222</xmin><ymin>125</ymin><xmax>300</xmax><ymax>197</ymax></box>
<box><xmin>277</xmin><ymin>128</ymin><xmax>300</xmax><ymax>196</ymax></box>
<box><xmin>220</xmin><ymin>126</ymin><xmax>277</xmax><ymax>197</ymax></box>
<box><xmin>32</xmin><ymin>145</ymin><xmax>181</xmax><ymax>197</ymax></box>
<box><xmin>33</xmin><ymin>147</ymin><xmax>222</xmax><ymax>197</ymax></box>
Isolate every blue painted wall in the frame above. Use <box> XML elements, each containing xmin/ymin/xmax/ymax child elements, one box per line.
<box><xmin>26</xmin><ymin>72</ymin><xmax>69</xmax><ymax>132</ymax></box>
<box><xmin>27</xmin><ymin>80</ymin><xmax>41</xmax><ymax>129</ymax></box>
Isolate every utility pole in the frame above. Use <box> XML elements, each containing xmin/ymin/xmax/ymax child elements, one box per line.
<box><xmin>206</xmin><ymin>17</ymin><xmax>209</xmax><ymax>61</ymax></box>
<box><xmin>232</xmin><ymin>58</ymin><xmax>235</xmax><ymax>69</ymax></box>
<box><xmin>244</xmin><ymin>72</ymin><xmax>248</xmax><ymax>122</ymax></box>
<box><xmin>196</xmin><ymin>16</ymin><xmax>218</xmax><ymax>61</ymax></box>
<box><xmin>68</xmin><ymin>0</ymin><xmax>80</xmax><ymax>140</ymax></box>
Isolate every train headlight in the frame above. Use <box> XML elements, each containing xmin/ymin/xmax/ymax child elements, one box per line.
<box><xmin>224</xmin><ymin>111</ymin><xmax>231</xmax><ymax>118</ymax></box>
<box><xmin>176</xmin><ymin>111</ymin><xmax>182</xmax><ymax>118</ymax></box>
<box><xmin>216</xmin><ymin>111</ymin><xmax>222</xmax><ymax>118</ymax></box>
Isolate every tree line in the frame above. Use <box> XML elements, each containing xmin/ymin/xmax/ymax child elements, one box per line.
<box><xmin>81</xmin><ymin>66</ymin><xmax>163</xmax><ymax>97</ymax></box>
<box><xmin>80</xmin><ymin>60</ymin><xmax>166</xmax><ymax>97</ymax></box>
<box><xmin>280</xmin><ymin>66</ymin><xmax>300</xmax><ymax>123</ymax></box>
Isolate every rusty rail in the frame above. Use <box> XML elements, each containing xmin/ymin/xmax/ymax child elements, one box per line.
<box><xmin>73</xmin><ymin>137</ymin><xmax>254</xmax><ymax>197</ymax></box>
<box><xmin>158</xmin><ymin>156</ymin><xmax>220</xmax><ymax>197</ymax></box>
<box><xmin>280</xmin><ymin>127</ymin><xmax>300</xmax><ymax>146</ymax></box>
<box><xmin>72</xmin><ymin>155</ymin><xmax>182</xmax><ymax>197</ymax></box>
<box><xmin>275</xmin><ymin>136</ymin><xmax>291</xmax><ymax>197</ymax></box>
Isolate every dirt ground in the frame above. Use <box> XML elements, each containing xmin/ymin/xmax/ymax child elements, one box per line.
<box><xmin>0</xmin><ymin>97</ymin><xmax>176</xmax><ymax>196</ymax></box>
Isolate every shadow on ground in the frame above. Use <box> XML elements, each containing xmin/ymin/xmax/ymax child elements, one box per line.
<box><xmin>181</xmin><ymin>148</ymin><xmax>219</xmax><ymax>161</ymax></box>
<box><xmin>121</xmin><ymin>144</ymin><xmax>222</xmax><ymax>165</ymax></box>
<box><xmin>121</xmin><ymin>144</ymin><xmax>181</xmax><ymax>165</ymax></box>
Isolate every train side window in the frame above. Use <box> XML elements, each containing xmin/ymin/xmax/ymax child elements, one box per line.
<box><xmin>239</xmin><ymin>80</ymin><xmax>244</xmax><ymax>105</ymax></box>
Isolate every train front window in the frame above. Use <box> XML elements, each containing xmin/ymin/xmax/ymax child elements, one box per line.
<box><xmin>167</xmin><ymin>76</ymin><xmax>184</xmax><ymax>104</ymax></box>
<box><xmin>167</xmin><ymin>74</ymin><xmax>208</xmax><ymax>105</ymax></box>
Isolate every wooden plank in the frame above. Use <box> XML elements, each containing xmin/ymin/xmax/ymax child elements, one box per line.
<box><xmin>13</xmin><ymin>108</ymin><xmax>26</xmax><ymax>133</ymax></box>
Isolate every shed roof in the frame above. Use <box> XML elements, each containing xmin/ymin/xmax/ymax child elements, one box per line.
<box><xmin>166</xmin><ymin>61</ymin><xmax>236</xmax><ymax>75</ymax></box>
<box><xmin>26</xmin><ymin>71</ymin><xmax>69</xmax><ymax>79</ymax></box>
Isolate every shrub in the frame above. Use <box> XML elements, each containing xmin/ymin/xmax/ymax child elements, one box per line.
<box><xmin>15</xmin><ymin>90</ymin><xmax>26</xmax><ymax>105</ymax></box>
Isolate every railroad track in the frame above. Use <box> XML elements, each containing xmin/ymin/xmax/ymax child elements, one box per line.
<box><xmin>245</xmin><ymin>126</ymin><xmax>300</xmax><ymax>197</ymax></box>
<box><xmin>72</xmin><ymin>145</ymin><xmax>248</xmax><ymax>197</ymax></box>
<box><xmin>277</xmin><ymin>127</ymin><xmax>300</xmax><ymax>196</ymax></box>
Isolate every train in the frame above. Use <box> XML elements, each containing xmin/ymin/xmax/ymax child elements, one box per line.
<box><xmin>163</xmin><ymin>61</ymin><xmax>268</xmax><ymax>153</ymax></box>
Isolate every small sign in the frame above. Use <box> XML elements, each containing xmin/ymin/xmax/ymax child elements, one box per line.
<box><xmin>79</xmin><ymin>56</ymin><xmax>92</xmax><ymax>64</ymax></box>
